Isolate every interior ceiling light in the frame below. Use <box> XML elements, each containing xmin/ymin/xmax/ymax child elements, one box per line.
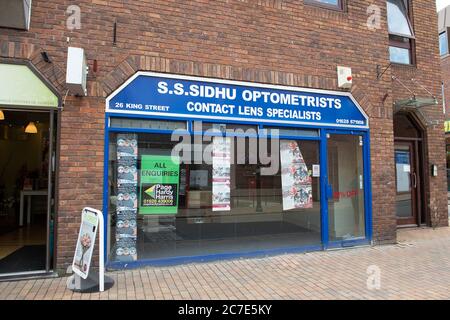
<box><xmin>25</xmin><ymin>121</ymin><xmax>38</xmax><ymax>134</ymax></box>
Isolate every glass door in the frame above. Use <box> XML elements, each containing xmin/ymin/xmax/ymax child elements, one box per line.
<box><xmin>327</xmin><ymin>133</ymin><xmax>366</xmax><ymax>241</ymax></box>
<box><xmin>394</xmin><ymin>142</ymin><xmax>418</xmax><ymax>226</ymax></box>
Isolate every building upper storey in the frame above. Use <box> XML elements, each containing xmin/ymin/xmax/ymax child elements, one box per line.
<box><xmin>0</xmin><ymin>0</ymin><xmax>442</xmax><ymax>101</ymax></box>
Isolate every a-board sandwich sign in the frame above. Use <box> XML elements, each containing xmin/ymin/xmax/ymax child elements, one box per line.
<box><xmin>72</xmin><ymin>208</ymin><xmax>100</xmax><ymax>279</ymax></box>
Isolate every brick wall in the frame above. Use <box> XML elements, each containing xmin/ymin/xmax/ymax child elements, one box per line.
<box><xmin>391</xmin><ymin>0</ymin><xmax>447</xmax><ymax>228</ymax></box>
<box><xmin>442</xmin><ymin>42</ymin><xmax>450</xmax><ymax>197</ymax></box>
<box><xmin>0</xmin><ymin>0</ymin><xmax>447</xmax><ymax>272</ymax></box>
<box><xmin>442</xmin><ymin>55</ymin><xmax>450</xmax><ymax>115</ymax></box>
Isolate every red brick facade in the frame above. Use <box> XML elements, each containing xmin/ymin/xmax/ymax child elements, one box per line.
<box><xmin>442</xmin><ymin>55</ymin><xmax>450</xmax><ymax>115</ymax></box>
<box><xmin>442</xmin><ymin>32</ymin><xmax>450</xmax><ymax>201</ymax></box>
<box><xmin>0</xmin><ymin>0</ymin><xmax>447</xmax><ymax>273</ymax></box>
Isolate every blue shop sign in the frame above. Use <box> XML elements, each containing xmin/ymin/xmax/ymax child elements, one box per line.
<box><xmin>107</xmin><ymin>72</ymin><xmax>369</xmax><ymax>129</ymax></box>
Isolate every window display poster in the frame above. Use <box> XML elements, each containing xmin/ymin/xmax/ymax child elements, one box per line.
<box><xmin>72</xmin><ymin>209</ymin><xmax>99</xmax><ymax>279</ymax></box>
<box><xmin>280</xmin><ymin>140</ymin><xmax>313</xmax><ymax>210</ymax></box>
<box><xmin>115</xmin><ymin>133</ymin><xmax>138</xmax><ymax>262</ymax></box>
<box><xmin>140</xmin><ymin>155</ymin><xmax>180</xmax><ymax>214</ymax></box>
<box><xmin>212</xmin><ymin>136</ymin><xmax>231</xmax><ymax>211</ymax></box>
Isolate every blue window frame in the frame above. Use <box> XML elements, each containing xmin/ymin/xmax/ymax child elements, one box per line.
<box><xmin>102</xmin><ymin>113</ymin><xmax>372</xmax><ymax>269</ymax></box>
<box><xmin>322</xmin><ymin>130</ymin><xmax>372</xmax><ymax>248</ymax></box>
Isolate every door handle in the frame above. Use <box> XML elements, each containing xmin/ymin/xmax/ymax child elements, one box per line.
<box><xmin>412</xmin><ymin>172</ymin><xmax>417</xmax><ymax>189</ymax></box>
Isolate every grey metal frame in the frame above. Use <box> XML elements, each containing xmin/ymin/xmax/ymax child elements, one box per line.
<box><xmin>45</xmin><ymin>110</ymin><xmax>54</xmax><ymax>272</ymax></box>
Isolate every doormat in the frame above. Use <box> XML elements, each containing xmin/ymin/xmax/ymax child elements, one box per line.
<box><xmin>0</xmin><ymin>245</ymin><xmax>46</xmax><ymax>274</ymax></box>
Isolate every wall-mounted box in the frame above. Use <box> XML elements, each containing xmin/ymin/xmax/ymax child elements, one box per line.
<box><xmin>337</xmin><ymin>66</ymin><xmax>352</xmax><ymax>89</ymax></box>
<box><xmin>66</xmin><ymin>47</ymin><xmax>88</xmax><ymax>96</ymax></box>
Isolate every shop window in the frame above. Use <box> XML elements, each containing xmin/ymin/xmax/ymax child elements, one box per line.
<box><xmin>263</xmin><ymin>126</ymin><xmax>320</xmax><ymax>138</ymax></box>
<box><xmin>110</xmin><ymin>117</ymin><xmax>187</xmax><ymax>131</ymax></box>
<box><xmin>198</xmin><ymin>122</ymin><xmax>258</xmax><ymax>133</ymax></box>
<box><xmin>304</xmin><ymin>0</ymin><xmax>343</xmax><ymax>11</ymax></box>
<box><xmin>440</xmin><ymin>32</ymin><xmax>449</xmax><ymax>56</ymax></box>
<box><xmin>107</xmin><ymin>123</ymin><xmax>322</xmax><ymax>262</ymax></box>
<box><xmin>387</xmin><ymin>0</ymin><xmax>415</xmax><ymax>65</ymax></box>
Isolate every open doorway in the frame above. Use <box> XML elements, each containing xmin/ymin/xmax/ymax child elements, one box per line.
<box><xmin>393</xmin><ymin>112</ymin><xmax>426</xmax><ymax>227</ymax></box>
<box><xmin>0</xmin><ymin>109</ymin><xmax>55</xmax><ymax>275</ymax></box>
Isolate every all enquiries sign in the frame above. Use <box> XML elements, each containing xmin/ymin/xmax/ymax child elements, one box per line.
<box><xmin>106</xmin><ymin>72</ymin><xmax>369</xmax><ymax>129</ymax></box>
<box><xmin>140</xmin><ymin>155</ymin><xmax>180</xmax><ymax>215</ymax></box>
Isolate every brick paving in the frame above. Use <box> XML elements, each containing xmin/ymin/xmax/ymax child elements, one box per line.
<box><xmin>1</xmin><ymin>227</ymin><xmax>450</xmax><ymax>300</ymax></box>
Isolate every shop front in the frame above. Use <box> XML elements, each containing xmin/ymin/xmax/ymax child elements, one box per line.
<box><xmin>104</xmin><ymin>72</ymin><xmax>372</xmax><ymax>268</ymax></box>
<box><xmin>0</xmin><ymin>61</ymin><xmax>59</xmax><ymax>277</ymax></box>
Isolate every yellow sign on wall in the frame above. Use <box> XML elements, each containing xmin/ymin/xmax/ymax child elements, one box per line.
<box><xmin>446</xmin><ymin>121</ymin><xmax>450</xmax><ymax>133</ymax></box>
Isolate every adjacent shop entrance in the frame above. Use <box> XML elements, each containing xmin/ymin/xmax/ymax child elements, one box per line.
<box><xmin>0</xmin><ymin>110</ymin><xmax>56</xmax><ymax>275</ymax></box>
<box><xmin>0</xmin><ymin>61</ymin><xmax>59</xmax><ymax>277</ymax></box>
<box><xmin>394</xmin><ymin>113</ymin><xmax>425</xmax><ymax>227</ymax></box>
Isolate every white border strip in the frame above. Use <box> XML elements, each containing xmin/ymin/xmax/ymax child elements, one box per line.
<box><xmin>106</xmin><ymin>71</ymin><xmax>369</xmax><ymax>129</ymax></box>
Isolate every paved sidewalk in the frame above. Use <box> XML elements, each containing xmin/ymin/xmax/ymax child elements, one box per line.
<box><xmin>1</xmin><ymin>227</ymin><xmax>450</xmax><ymax>300</ymax></box>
